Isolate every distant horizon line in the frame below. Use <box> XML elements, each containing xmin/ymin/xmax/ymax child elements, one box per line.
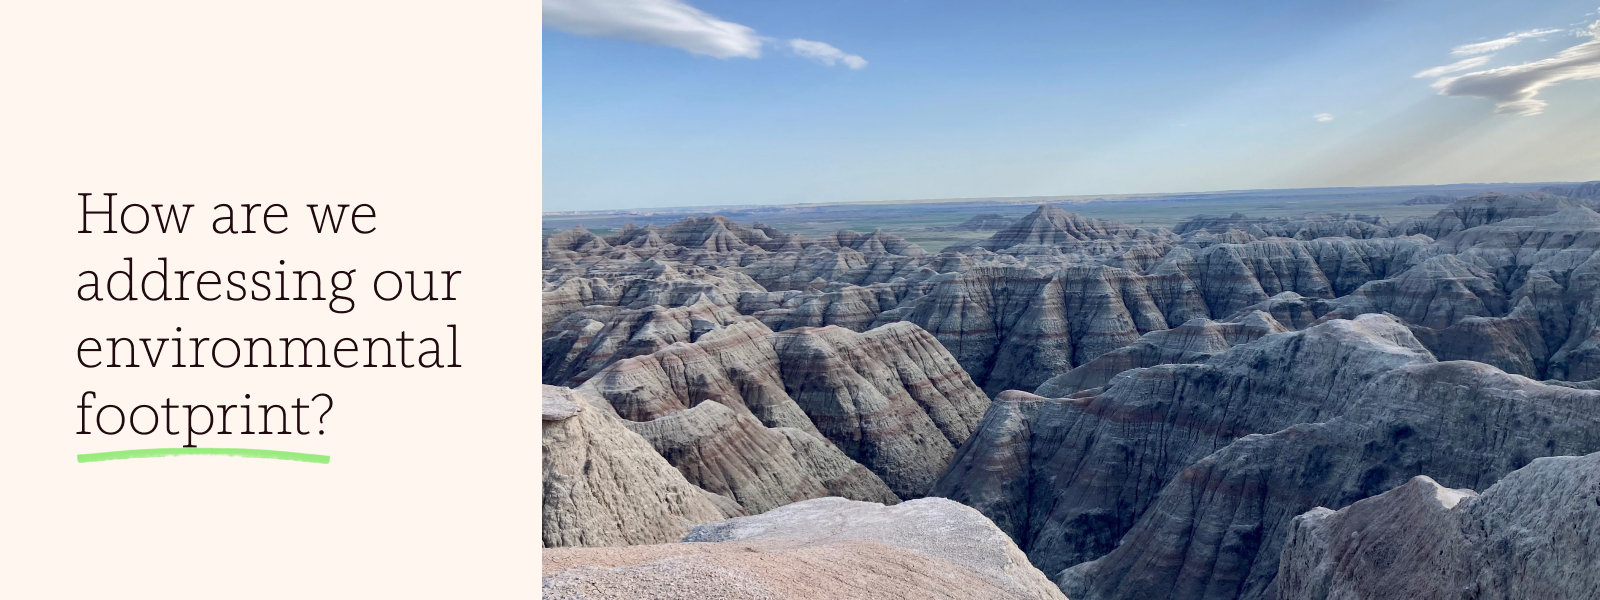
<box><xmin>543</xmin><ymin>179</ymin><xmax>1588</xmax><ymax>216</ymax></box>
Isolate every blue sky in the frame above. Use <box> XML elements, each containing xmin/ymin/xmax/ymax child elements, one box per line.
<box><xmin>544</xmin><ymin>1</ymin><xmax>1600</xmax><ymax>211</ymax></box>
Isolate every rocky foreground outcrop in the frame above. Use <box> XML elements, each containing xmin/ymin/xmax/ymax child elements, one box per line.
<box><xmin>1276</xmin><ymin>451</ymin><xmax>1600</xmax><ymax>600</ymax></box>
<box><xmin>542</xmin><ymin>497</ymin><xmax>1068</xmax><ymax>600</ymax></box>
<box><xmin>542</xmin><ymin>385</ymin><xmax>735</xmax><ymax>548</ymax></box>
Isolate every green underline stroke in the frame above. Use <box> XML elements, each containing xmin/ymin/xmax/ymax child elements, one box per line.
<box><xmin>77</xmin><ymin>448</ymin><xmax>331</xmax><ymax>464</ymax></box>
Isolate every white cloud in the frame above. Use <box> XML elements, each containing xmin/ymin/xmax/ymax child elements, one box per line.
<box><xmin>543</xmin><ymin>0</ymin><xmax>762</xmax><ymax>59</ymax></box>
<box><xmin>543</xmin><ymin>0</ymin><xmax>869</xmax><ymax>70</ymax></box>
<box><xmin>1313</xmin><ymin>113</ymin><xmax>1335</xmax><ymax>122</ymax></box>
<box><xmin>1413</xmin><ymin>56</ymin><xmax>1492</xmax><ymax>79</ymax></box>
<box><xmin>788</xmin><ymin>39</ymin><xmax>868</xmax><ymax>69</ymax></box>
<box><xmin>1451</xmin><ymin>28</ymin><xmax>1562</xmax><ymax>56</ymax></box>
<box><xmin>1430</xmin><ymin>20</ymin><xmax>1600</xmax><ymax>115</ymax></box>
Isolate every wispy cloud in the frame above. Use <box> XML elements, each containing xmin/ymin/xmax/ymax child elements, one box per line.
<box><xmin>543</xmin><ymin>0</ymin><xmax>762</xmax><ymax>59</ymax></box>
<box><xmin>1413</xmin><ymin>56</ymin><xmax>1492</xmax><ymax>79</ymax></box>
<box><xmin>1313</xmin><ymin>113</ymin><xmax>1334</xmax><ymax>123</ymax></box>
<box><xmin>543</xmin><ymin>0</ymin><xmax>867</xmax><ymax>69</ymax></box>
<box><xmin>1450</xmin><ymin>28</ymin><xmax>1562</xmax><ymax>56</ymax></box>
<box><xmin>789</xmin><ymin>39</ymin><xmax>868</xmax><ymax>69</ymax></box>
<box><xmin>1428</xmin><ymin>20</ymin><xmax>1600</xmax><ymax>115</ymax></box>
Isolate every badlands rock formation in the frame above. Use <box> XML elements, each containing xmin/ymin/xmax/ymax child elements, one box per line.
<box><xmin>1034</xmin><ymin>310</ymin><xmax>1288</xmax><ymax>396</ymax></box>
<box><xmin>954</xmin><ymin>212</ymin><xmax>1017</xmax><ymax>230</ymax></box>
<box><xmin>541</xmin><ymin>313</ymin><xmax>991</xmax><ymax>546</ymax></box>
<box><xmin>935</xmin><ymin>315</ymin><xmax>1438</xmax><ymax>574</ymax></box>
<box><xmin>542</xmin><ymin>385</ymin><xmax>735</xmax><ymax>548</ymax></box>
<box><xmin>1388</xmin><ymin>191</ymin><xmax>1593</xmax><ymax>238</ymax></box>
<box><xmin>583</xmin><ymin>319</ymin><xmax>990</xmax><ymax>500</ymax></box>
<box><xmin>1054</xmin><ymin>360</ymin><xmax>1600</xmax><ymax>600</ymax></box>
<box><xmin>542</xmin><ymin>497</ymin><xmax>1068</xmax><ymax>600</ymax></box>
<box><xmin>543</xmin><ymin>185</ymin><xmax>1600</xmax><ymax>598</ymax></box>
<box><xmin>1276</xmin><ymin>451</ymin><xmax>1600</xmax><ymax>600</ymax></box>
<box><xmin>1174</xmin><ymin>213</ymin><xmax>1392</xmax><ymax>240</ymax></box>
<box><xmin>1403</xmin><ymin>193</ymin><xmax>1458</xmax><ymax>205</ymax></box>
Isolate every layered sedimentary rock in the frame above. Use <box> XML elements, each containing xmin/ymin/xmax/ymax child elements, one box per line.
<box><xmin>1174</xmin><ymin>213</ymin><xmax>1392</xmax><ymax>240</ymax></box>
<box><xmin>810</xmin><ymin>228</ymin><xmax>926</xmax><ymax>256</ymax></box>
<box><xmin>543</xmin><ymin>192</ymin><xmax>1600</xmax><ymax>597</ymax></box>
<box><xmin>739</xmin><ymin>242</ymin><xmax>930</xmax><ymax>291</ymax></box>
<box><xmin>888</xmin><ymin>236</ymin><xmax>1427</xmax><ymax>393</ymax></box>
<box><xmin>1055</xmin><ymin>360</ymin><xmax>1600</xmax><ymax>600</ymax></box>
<box><xmin>582</xmin><ymin>320</ymin><xmax>811</xmax><ymax>429</ymax></box>
<box><xmin>769</xmin><ymin>322</ymin><xmax>992</xmax><ymax>495</ymax></box>
<box><xmin>1540</xmin><ymin>180</ymin><xmax>1600</xmax><ymax>200</ymax></box>
<box><xmin>1276</xmin><ymin>452</ymin><xmax>1600</xmax><ymax>600</ymax></box>
<box><xmin>982</xmin><ymin>204</ymin><xmax>1171</xmax><ymax>250</ymax></box>
<box><xmin>739</xmin><ymin>278</ymin><xmax>928</xmax><ymax>332</ymax></box>
<box><xmin>1325</xmin><ymin>207</ymin><xmax>1600</xmax><ymax>381</ymax></box>
<box><xmin>1322</xmin><ymin>254</ymin><xmax>1505</xmax><ymax>328</ymax></box>
<box><xmin>635</xmin><ymin>215</ymin><xmax>775</xmax><ymax>252</ymax></box>
<box><xmin>1223</xmin><ymin>292</ymin><xmax>1332</xmax><ymax>329</ymax></box>
<box><xmin>541</xmin><ymin>385</ymin><xmax>734</xmax><ymax>548</ymax></box>
<box><xmin>541</xmin><ymin>259</ymin><xmax>762</xmax><ymax>330</ymax></box>
<box><xmin>955</xmin><ymin>212</ymin><xmax>1018</xmax><ymax>231</ymax></box>
<box><xmin>542</xmin><ymin>298</ymin><xmax>749</xmax><ymax>386</ymax></box>
<box><xmin>625</xmin><ymin>400</ymin><xmax>898</xmax><ymax>513</ymax></box>
<box><xmin>933</xmin><ymin>315</ymin><xmax>1436</xmax><ymax>575</ymax></box>
<box><xmin>1034</xmin><ymin>311</ymin><xmax>1288</xmax><ymax>396</ymax></box>
<box><xmin>1403</xmin><ymin>194</ymin><xmax>1458</xmax><ymax>205</ymax></box>
<box><xmin>1388</xmin><ymin>192</ymin><xmax>1586</xmax><ymax>239</ymax></box>
<box><xmin>544</xmin><ymin>206</ymin><xmax>1436</xmax><ymax>398</ymax></box>
<box><xmin>543</xmin><ymin>497</ymin><xmax>1068</xmax><ymax>600</ymax></box>
<box><xmin>582</xmin><ymin>319</ymin><xmax>990</xmax><ymax>500</ymax></box>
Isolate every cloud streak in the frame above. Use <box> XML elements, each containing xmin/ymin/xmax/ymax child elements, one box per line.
<box><xmin>544</xmin><ymin>0</ymin><xmax>867</xmax><ymax>69</ymax></box>
<box><xmin>1450</xmin><ymin>28</ymin><xmax>1562</xmax><ymax>56</ymax></box>
<box><xmin>1313</xmin><ymin>113</ymin><xmax>1334</xmax><ymax>122</ymax></box>
<box><xmin>1430</xmin><ymin>20</ymin><xmax>1600</xmax><ymax>115</ymax></box>
<box><xmin>789</xmin><ymin>39</ymin><xmax>868</xmax><ymax>69</ymax></box>
<box><xmin>544</xmin><ymin>0</ymin><xmax>763</xmax><ymax>59</ymax></box>
<box><xmin>1414</xmin><ymin>56</ymin><xmax>1492</xmax><ymax>79</ymax></box>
